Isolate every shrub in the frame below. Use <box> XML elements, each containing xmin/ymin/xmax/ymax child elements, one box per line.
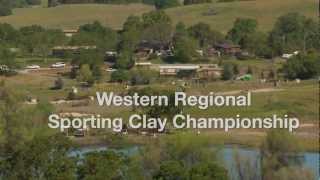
<box><xmin>52</xmin><ymin>77</ymin><xmax>64</xmax><ymax>90</ymax></box>
<box><xmin>110</xmin><ymin>70</ymin><xmax>130</xmax><ymax>83</ymax></box>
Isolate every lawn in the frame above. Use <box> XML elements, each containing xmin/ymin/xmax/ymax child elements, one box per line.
<box><xmin>0</xmin><ymin>0</ymin><xmax>316</xmax><ymax>32</ymax></box>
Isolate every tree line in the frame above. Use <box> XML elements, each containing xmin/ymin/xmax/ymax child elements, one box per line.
<box><xmin>0</xmin><ymin>0</ymin><xmax>41</xmax><ymax>16</ymax></box>
<box><xmin>48</xmin><ymin>0</ymin><xmax>213</xmax><ymax>9</ymax></box>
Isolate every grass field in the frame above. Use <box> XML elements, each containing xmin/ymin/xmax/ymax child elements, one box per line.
<box><xmin>0</xmin><ymin>4</ymin><xmax>154</xmax><ymax>30</ymax></box>
<box><xmin>0</xmin><ymin>0</ymin><xmax>316</xmax><ymax>32</ymax></box>
<box><xmin>166</xmin><ymin>0</ymin><xmax>317</xmax><ymax>33</ymax></box>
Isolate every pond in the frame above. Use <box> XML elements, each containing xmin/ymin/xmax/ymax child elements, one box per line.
<box><xmin>70</xmin><ymin>145</ymin><xmax>319</xmax><ymax>180</ymax></box>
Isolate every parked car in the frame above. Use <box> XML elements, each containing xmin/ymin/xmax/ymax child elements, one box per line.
<box><xmin>0</xmin><ymin>65</ymin><xmax>9</xmax><ymax>71</ymax></box>
<box><xmin>106</xmin><ymin>68</ymin><xmax>117</xmax><ymax>72</ymax></box>
<box><xmin>51</xmin><ymin>62</ymin><xmax>66</xmax><ymax>68</ymax></box>
<box><xmin>0</xmin><ymin>65</ymin><xmax>16</xmax><ymax>76</ymax></box>
<box><xmin>25</xmin><ymin>65</ymin><xmax>40</xmax><ymax>70</ymax></box>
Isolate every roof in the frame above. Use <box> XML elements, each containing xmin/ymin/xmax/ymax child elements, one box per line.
<box><xmin>53</xmin><ymin>46</ymin><xmax>97</xmax><ymax>50</ymax></box>
<box><xmin>135</xmin><ymin>62</ymin><xmax>152</xmax><ymax>66</ymax></box>
<box><xmin>215</xmin><ymin>43</ymin><xmax>240</xmax><ymax>49</ymax></box>
<box><xmin>63</xmin><ymin>29</ymin><xmax>79</xmax><ymax>33</ymax></box>
<box><xmin>159</xmin><ymin>64</ymin><xmax>200</xmax><ymax>70</ymax></box>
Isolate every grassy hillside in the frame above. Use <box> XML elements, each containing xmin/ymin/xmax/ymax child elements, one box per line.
<box><xmin>0</xmin><ymin>4</ymin><xmax>154</xmax><ymax>29</ymax></box>
<box><xmin>166</xmin><ymin>0</ymin><xmax>317</xmax><ymax>33</ymax></box>
<box><xmin>0</xmin><ymin>0</ymin><xmax>317</xmax><ymax>32</ymax></box>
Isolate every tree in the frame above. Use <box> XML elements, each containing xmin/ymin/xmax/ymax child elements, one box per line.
<box><xmin>0</xmin><ymin>47</ymin><xmax>17</xmax><ymax>69</ymax></box>
<box><xmin>71</xmin><ymin>21</ymin><xmax>118</xmax><ymax>51</ymax></box>
<box><xmin>188</xmin><ymin>22</ymin><xmax>223</xmax><ymax>48</ymax></box>
<box><xmin>142</xmin><ymin>10</ymin><xmax>173</xmax><ymax>47</ymax></box>
<box><xmin>26</xmin><ymin>0</ymin><xmax>41</xmax><ymax>5</ymax></box>
<box><xmin>77</xmin><ymin>64</ymin><xmax>94</xmax><ymax>85</ymax></box>
<box><xmin>247</xmin><ymin>66</ymin><xmax>253</xmax><ymax>74</ymax></box>
<box><xmin>130</xmin><ymin>69</ymin><xmax>157</xmax><ymax>85</ymax></box>
<box><xmin>115</xmin><ymin>50</ymin><xmax>134</xmax><ymax>69</ymax></box>
<box><xmin>154</xmin><ymin>0</ymin><xmax>180</xmax><ymax>9</ymax></box>
<box><xmin>261</xmin><ymin>129</ymin><xmax>311</xmax><ymax>180</ymax></box>
<box><xmin>170</xmin><ymin>36</ymin><xmax>198</xmax><ymax>63</ymax></box>
<box><xmin>0</xmin><ymin>23</ymin><xmax>20</xmax><ymax>46</ymax></box>
<box><xmin>241</xmin><ymin>31</ymin><xmax>273</xmax><ymax>58</ymax></box>
<box><xmin>78</xmin><ymin>151</ymin><xmax>126</xmax><ymax>179</ymax></box>
<box><xmin>153</xmin><ymin>160</ymin><xmax>187</xmax><ymax>180</ymax></box>
<box><xmin>110</xmin><ymin>69</ymin><xmax>130</xmax><ymax>83</ymax></box>
<box><xmin>227</xmin><ymin>18</ymin><xmax>257</xmax><ymax>45</ymax></box>
<box><xmin>48</xmin><ymin>0</ymin><xmax>59</xmax><ymax>7</ymax></box>
<box><xmin>184</xmin><ymin>0</ymin><xmax>212</xmax><ymax>5</ymax></box>
<box><xmin>233</xmin><ymin>64</ymin><xmax>239</xmax><ymax>75</ymax></box>
<box><xmin>222</xmin><ymin>63</ymin><xmax>234</xmax><ymax>80</ymax></box>
<box><xmin>269</xmin><ymin>13</ymin><xmax>320</xmax><ymax>55</ymax></box>
<box><xmin>282</xmin><ymin>53</ymin><xmax>320</xmax><ymax>80</ymax></box>
<box><xmin>173</xmin><ymin>22</ymin><xmax>188</xmax><ymax>41</ymax></box>
<box><xmin>189</xmin><ymin>162</ymin><xmax>228</xmax><ymax>180</ymax></box>
<box><xmin>0</xmin><ymin>134</ymin><xmax>76</xmax><ymax>179</ymax></box>
<box><xmin>0</xmin><ymin>0</ymin><xmax>12</xmax><ymax>16</ymax></box>
<box><xmin>72</xmin><ymin>49</ymin><xmax>104</xmax><ymax>81</ymax></box>
<box><xmin>120</xmin><ymin>15</ymin><xmax>143</xmax><ymax>52</ymax></box>
<box><xmin>18</xmin><ymin>25</ymin><xmax>66</xmax><ymax>59</ymax></box>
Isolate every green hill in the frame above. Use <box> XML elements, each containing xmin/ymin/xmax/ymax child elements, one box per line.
<box><xmin>0</xmin><ymin>4</ymin><xmax>154</xmax><ymax>29</ymax></box>
<box><xmin>0</xmin><ymin>0</ymin><xmax>317</xmax><ymax>32</ymax></box>
<box><xmin>166</xmin><ymin>0</ymin><xmax>317</xmax><ymax>33</ymax></box>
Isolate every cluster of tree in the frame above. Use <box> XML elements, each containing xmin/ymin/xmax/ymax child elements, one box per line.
<box><xmin>71</xmin><ymin>49</ymin><xmax>104</xmax><ymax>86</ymax></box>
<box><xmin>231</xmin><ymin>129</ymin><xmax>315</xmax><ymax>180</ymax></box>
<box><xmin>71</xmin><ymin>21</ymin><xmax>118</xmax><ymax>51</ymax></box>
<box><xmin>151</xmin><ymin>134</ymin><xmax>228</xmax><ymax>180</ymax></box>
<box><xmin>184</xmin><ymin>0</ymin><xmax>212</xmax><ymax>5</ymax></box>
<box><xmin>0</xmin><ymin>0</ymin><xmax>41</xmax><ymax>16</ymax></box>
<box><xmin>227</xmin><ymin>13</ymin><xmax>319</xmax><ymax>58</ymax></box>
<box><xmin>282</xmin><ymin>53</ymin><xmax>320</xmax><ymax>80</ymax></box>
<box><xmin>260</xmin><ymin>129</ymin><xmax>314</xmax><ymax>180</ymax></box>
<box><xmin>0</xmin><ymin>23</ymin><xmax>67</xmax><ymax>60</ymax></box>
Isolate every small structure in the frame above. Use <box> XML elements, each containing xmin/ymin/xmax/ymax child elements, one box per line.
<box><xmin>159</xmin><ymin>64</ymin><xmax>200</xmax><ymax>76</ymax></box>
<box><xmin>214</xmin><ymin>43</ymin><xmax>241</xmax><ymax>55</ymax></box>
<box><xmin>157</xmin><ymin>64</ymin><xmax>222</xmax><ymax>79</ymax></box>
<box><xmin>135</xmin><ymin>62</ymin><xmax>152</xmax><ymax>67</ymax></box>
<box><xmin>282</xmin><ymin>51</ymin><xmax>299</xmax><ymax>59</ymax></box>
<box><xmin>135</xmin><ymin>40</ymin><xmax>172</xmax><ymax>59</ymax></box>
<box><xmin>236</xmin><ymin>74</ymin><xmax>253</xmax><ymax>81</ymax></box>
<box><xmin>0</xmin><ymin>65</ymin><xmax>9</xmax><ymax>71</ymax></box>
<box><xmin>63</xmin><ymin>29</ymin><xmax>78</xmax><ymax>37</ymax></box>
<box><xmin>206</xmin><ymin>47</ymin><xmax>221</xmax><ymax>57</ymax></box>
<box><xmin>105</xmin><ymin>51</ymin><xmax>117</xmax><ymax>57</ymax></box>
<box><xmin>197</xmin><ymin>64</ymin><xmax>223</xmax><ymax>80</ymax></box>
<box><xmin>52</xmin><ymin>46</ymin><xmax>97</xmax><ymax>57</ymax></box>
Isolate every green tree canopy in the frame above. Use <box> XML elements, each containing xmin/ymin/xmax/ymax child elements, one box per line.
<box><xmin>227</xmin><ymin>18</ymin><xmax>258</xmax><ymax>46</ymax></box>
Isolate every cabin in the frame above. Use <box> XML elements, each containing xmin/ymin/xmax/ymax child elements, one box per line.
<box><xmin>206</xmin><ymin>47</ymin><xmax>221</xmax><ymax>57</ymax></box>
<box><xmin>158</xmin><ymin>64</ymin><xmax>200</xmax><ymax>76</ymax></box>
<box><xmin>63</xmin><ymin>29</ymin><xmax>78</xmax><ymax>37</ymax></box>
<box><xmin>135</xmin><ymin>62</ymin><xmax>153</xmax><ymax>67</ymax></box>
<box><xmin>52</xmin><ymin>46</ymin><xmax>97</xmax><ymax>57</ymax></box>
<box><xmin>214</xmin><ymin>43</ymin><xmax>241</xmax><ymax>55</ymax></box>
<box><xmin>135</xmin><ymin>40</ymin><xmax>172</xmax><ymax>59</ymax></box>
<box><xmin>156</xmin><ymin>64</ymin><xmax>222</xmax><ymax>79</ymax></box>
<box><xmin>197</xmin><ymin>64</ymin><xmax>223</xmax><ymax>80</ymax></box>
